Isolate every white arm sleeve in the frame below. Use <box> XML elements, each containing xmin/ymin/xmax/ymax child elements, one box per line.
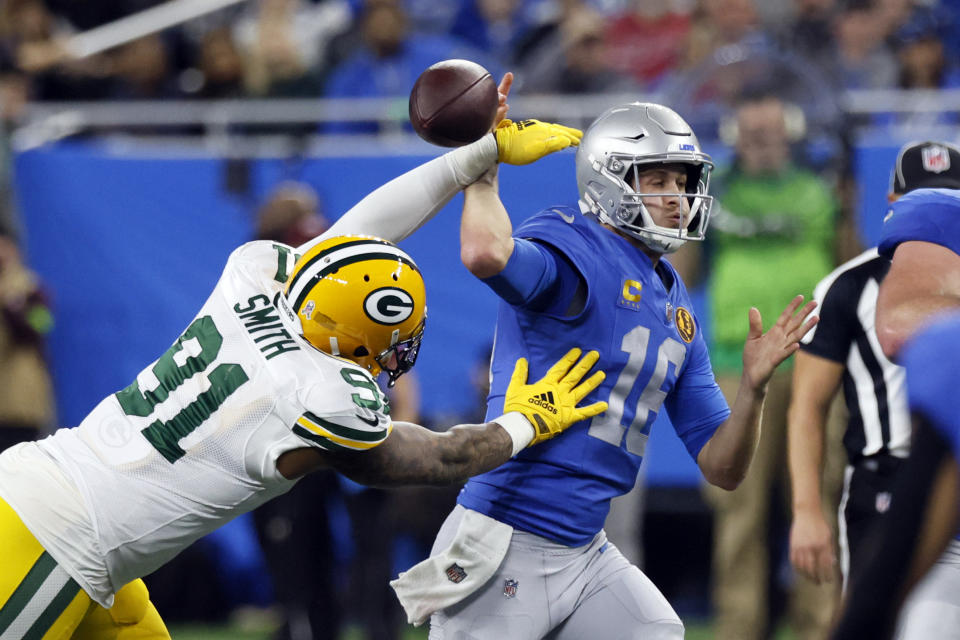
<box><xmin>297</xmin><ymin>133</ymin><xmax>498</xmax><ymax>253</ymax></box>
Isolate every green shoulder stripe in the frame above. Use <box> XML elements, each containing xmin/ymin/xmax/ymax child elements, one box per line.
<box><xmin>292</xmin><ymin>425</ymin><xmax>354</xmax><ymax>453</ymax></box>
<box><xmin>303</xmin><ymin>411</ymin><xmax>388</xmax><ymax>442</ymax></box>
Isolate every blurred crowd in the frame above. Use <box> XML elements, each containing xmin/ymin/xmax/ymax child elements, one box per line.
<box><xmin>0</xmin><ymin>0</ymin><xmax>957</xmax><ymax>108</ymax></box>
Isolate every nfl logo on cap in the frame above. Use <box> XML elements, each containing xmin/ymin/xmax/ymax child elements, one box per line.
<box><xmin>922</xmin><ymin>145</ymin><xmax>951</xmax><ymax>173</ymax></box>
<box><xmin>892</xmin><ymin>141</ymin><xmax>960</xmax><ymax>194</ymax></box>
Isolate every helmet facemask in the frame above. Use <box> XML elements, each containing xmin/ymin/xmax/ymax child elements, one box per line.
<box><xmin>374</xmin><ymin>318</ymin><xmax>425</xmax><ymax>387</ymax></box>
<box><xmin>588</xmin><ymin>155</ymin><xmax>715</xmax><ymax>254</ymax></box>
<box><xmin>575</xmin><ymin>102</ymin><xmax>716</xmax><ymax>255</ymax></box>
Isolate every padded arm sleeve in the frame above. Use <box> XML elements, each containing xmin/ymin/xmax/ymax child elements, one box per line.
<box><xmin>481</xmin><ymin>239</ymin><xmax>581</xmax><ymax>313</ymax></box>
<box><xmin>298</xmin><ymin>134</ymin><xmax>499</xmax><ymax>252</ymax></box>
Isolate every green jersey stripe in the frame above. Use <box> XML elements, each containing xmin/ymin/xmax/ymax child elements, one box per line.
<box><xmin>0</xmin><ymin>552</ymin><xmax>58</xmax><ymax>634</ymax></box>
<box><xmin>302</xmin><ymin>411</ymin><xmax>387</xmax><ymax>442</ymax></box>
<box><xmin>292</xmin><ymin>424</ymin><xmax>355</xmax><ymax>453</ymax></box>
<box><xmin>21</xmin><ymin>577</ymin><xmax>80</xmax><ymax>640</ymax></box>
<box><xmin>290</xmin><ymin>252</ymin><xmax>420</xmax><ymax>313</ymax></box>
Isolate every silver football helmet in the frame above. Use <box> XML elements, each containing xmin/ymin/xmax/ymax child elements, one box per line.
<box><xmin>575</xmin><ymin>102</ymin><xmax>715</xmax><ymax>254</ymax></box>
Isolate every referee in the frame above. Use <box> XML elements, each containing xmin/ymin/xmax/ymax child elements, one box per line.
<box><xmin>787</xmin><ymin>141</ymin><xmax>960</xmax><ymax>633</ymax></box>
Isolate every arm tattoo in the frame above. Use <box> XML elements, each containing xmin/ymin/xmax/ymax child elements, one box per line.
<box><xmin>323</xmin><ymin>421</ymin><xmax>514</xmax><ymax>487</ymax></box>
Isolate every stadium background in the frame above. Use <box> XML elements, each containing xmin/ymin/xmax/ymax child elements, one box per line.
<box><xmin>3</xmin><ymin>0</ymin><xmax>960</xmax><ymax>636</ymax></box>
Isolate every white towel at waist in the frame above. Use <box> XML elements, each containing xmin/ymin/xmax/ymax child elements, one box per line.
<box><xmin>390</xmin><ymin>507</ymin><xmax>513</xmax><ymax>626</ymax></box>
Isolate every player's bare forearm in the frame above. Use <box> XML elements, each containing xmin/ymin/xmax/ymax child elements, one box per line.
<box><xmin>460</xmin><ymin>167</ymin><xmax>514</xmax><ymax>278</ymax></box>
<box><xmin>701</xmin><ymin>297</ymin><xmax>818</xmax><ymax>490</ymax></box>
<box><xmin>697</xmin><ymin>380</ymin><xmax>765</xmax><ymax>491</ymax></box>
<box><xmin>326</xmin><ymin>421</ymin><xmax>513</xmax><ymax>487</ymax></box>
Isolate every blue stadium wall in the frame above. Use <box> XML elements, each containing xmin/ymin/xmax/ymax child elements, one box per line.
<box><xmin>13</xmin><ymin>138</ymin><xmax>905</xmax><ymax>487</ymax></box>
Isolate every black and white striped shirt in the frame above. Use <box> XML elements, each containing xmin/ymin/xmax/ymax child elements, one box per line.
<box><xmin>800</xmin><ymin>248</ymin><xmax>911</xmax><ymax>462</ymax></box>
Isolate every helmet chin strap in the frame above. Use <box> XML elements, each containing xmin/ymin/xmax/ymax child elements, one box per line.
<box><xmin>328</xmin><ymin>336</ymin><xmax>340</xmax><ymax>356</ymax></box>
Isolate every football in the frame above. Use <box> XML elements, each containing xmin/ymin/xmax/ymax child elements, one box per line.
<box><xmin>409</xmin><ymin>59</ymin><xmax>498</xmax><ymax>147</ymax></box>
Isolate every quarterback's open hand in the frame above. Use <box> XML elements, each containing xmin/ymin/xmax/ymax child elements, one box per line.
<box><xmin>742</xmin><ymin>295</ymin><xmax>818</xmax><ymax>391</ymax></box>
<box><xmin>495</xmin><ymin>119</ymin><xmax>582</xmax><ymax>166</ymax></box>
<box><xmin>503</xmin><ymin>348</ymin><xmax>607</xmax><ymax>446</ymax></box>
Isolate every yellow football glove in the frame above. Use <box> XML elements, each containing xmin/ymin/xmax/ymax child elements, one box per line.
<box><xmin>495</xmin><ymin>119</ymin><xmax>583</xmax><ymax>166</ymax></box>
<box><xmin>504</xmin><ymin>347</ymin><xmax>608</xmax><ymax>446</ymax></box>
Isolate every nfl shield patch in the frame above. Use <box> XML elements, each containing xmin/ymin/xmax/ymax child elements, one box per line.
<box><xmin>503</xmin><ymin>578</ymin><xmax>519</xmax><ymax>598</ymax></box>
<box><xmin>922</xmin><ymin>145</ymin><xmax>951</xmax><ymax>174</ymax></box>
<box><xmin>875</xmin><ymin>491</ymin><xmax>892</xmax><ymax>513</ymax></box>
<box><xmin>445</xmin><ymin>563</ymin><xmax>467</xmax><ymax>583</ymax></box>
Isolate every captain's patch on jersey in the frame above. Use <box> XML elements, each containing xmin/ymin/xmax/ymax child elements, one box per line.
<box><xmin>675</xmin><ymin>306</ymin><xmax>696</xmax><ymax>343</ymax></box>
<box><xmin>616</xmin><ymin>279</ymin><xmax>644</xmax><ymax>311</ymax></box>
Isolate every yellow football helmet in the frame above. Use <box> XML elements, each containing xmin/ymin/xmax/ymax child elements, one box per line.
<box><xmin>282</xmin><ymin>235</ymin><xmax>426</xmax><ymax>385</ymax></box>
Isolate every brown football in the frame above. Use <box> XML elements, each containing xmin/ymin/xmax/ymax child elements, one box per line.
<box><xmin>409</xmin><ymin>59</ymin><xmax>498</xmax><ymax>147</ymax></box>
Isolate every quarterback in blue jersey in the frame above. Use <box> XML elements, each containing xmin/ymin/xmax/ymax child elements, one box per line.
<box><xmin>390</xmin><ymin>101</ymin><xmax>818</xmax><ymax>639</ymax></box>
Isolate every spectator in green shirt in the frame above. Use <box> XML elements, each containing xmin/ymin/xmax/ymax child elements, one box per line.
<box><xmin>702</xmin><ymin>91</ymin><xmax>847</xmax><ymax>640</ymax></box>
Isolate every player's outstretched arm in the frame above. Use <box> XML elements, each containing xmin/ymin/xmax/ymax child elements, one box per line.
<box><xmin>698</xmin><ymin>295</ymin><xmax>819</xmax><ymax>490</ymax></box>
<box><xmin>876</xmin><ymin>241</ymin><xmax>960</xmax><ymax>360</ymax></box>
<box><xmin>325</xmin><ymin>349</ymin><xmax>606</xmax><ymax>487</ymax></box>
<box><xmin>297</xmin><ymin>83</ymin><xmax>579</xmax><ymax>255</ymax></box>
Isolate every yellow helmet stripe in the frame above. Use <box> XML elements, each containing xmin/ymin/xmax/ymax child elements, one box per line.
<box><xmin>287</xmin><ymin>242</ymin><xmax>419</xmax><ymax>314</ymax></box>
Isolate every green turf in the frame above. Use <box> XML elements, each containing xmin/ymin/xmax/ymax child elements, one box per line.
<box><xmin>168</xmin><ymin>620</ymin><xmax>801</xmax><ymax>639</ymax></box>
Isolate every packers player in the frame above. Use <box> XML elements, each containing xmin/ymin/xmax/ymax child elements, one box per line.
<box><xmin>0</xmin><ymin>111</ymin><xmax>597</xmax><ymax>638</ymax></box>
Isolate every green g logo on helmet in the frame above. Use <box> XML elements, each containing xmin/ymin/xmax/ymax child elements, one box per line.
<box><xmin>284</xmin><ymin>235</ymin><xmax>426</xmax><ymax>386</ymax></box>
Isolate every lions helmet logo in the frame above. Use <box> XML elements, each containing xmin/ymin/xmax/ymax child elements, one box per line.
<box><xmin>675</xmin><ymin>306</ymin><xmax>696</xmax><ymax>343</ymax></box>
<box><xmin>363</xmin><ymin>287</ymin><xmax>414</xmax><ymax>325</ymax></box>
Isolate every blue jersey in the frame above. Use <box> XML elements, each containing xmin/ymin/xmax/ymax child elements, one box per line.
<box><xmin>458</xmin><ymin>208</ymin><xmax>730</xmax><ymax>545</ymax></box>
<box><xmin>901</xmin><ymin>314</ymin><xmax>960</xmax><ymax>463</ymax></box>
<box><xmin>878</xmin><ymin>188</ymin><xmax>960</xmax><ymax>258</ymax></box>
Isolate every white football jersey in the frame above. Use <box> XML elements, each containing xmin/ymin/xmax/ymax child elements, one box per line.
<box><xmin>0</xmin><ymin>241</ymin><xmax>392</xmax><ymax>607</ymax></box>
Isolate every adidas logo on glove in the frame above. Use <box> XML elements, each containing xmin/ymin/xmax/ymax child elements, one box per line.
<box><xmin>528</xmin><ymin>392</ymin><xmax>558</xmax><ymax>414</ymax></box>
<box><xmin>503</xmin><ymin>349</ymin><xmax>607</xmax><ymax>446</ymax></box>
